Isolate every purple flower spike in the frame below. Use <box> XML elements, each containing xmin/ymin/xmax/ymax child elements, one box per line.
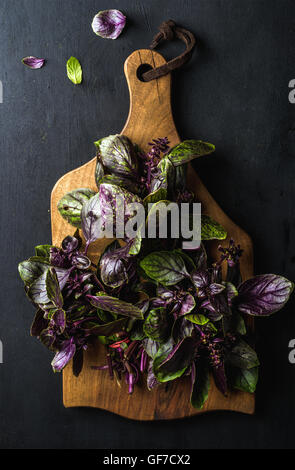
<box><xmin>22</xmin><ymin>56</ymin><xmax>45</xmax><ymax>69</ymax></box>
<box><xmin>91</xmin><ymin>10</ymin><xmax>126</xmax><ymax>40</ymax></box>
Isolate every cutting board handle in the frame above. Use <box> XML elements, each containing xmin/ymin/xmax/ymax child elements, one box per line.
<box><xmin>121</xmin><ymin>49</ymin><xmax>181</xmax><ymax>150</ymax></box>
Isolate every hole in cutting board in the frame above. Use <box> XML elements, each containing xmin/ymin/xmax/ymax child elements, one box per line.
<box><xmin>137</xmin><ymin>63</ymin><xmax>153</xmax><ymax>82</ymax></box>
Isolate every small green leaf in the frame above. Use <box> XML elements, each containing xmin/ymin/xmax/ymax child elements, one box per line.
<box><xmin>140</xmin><ymin>251</ymin><xmax>189</xmax><ymax>286</ymax></box>
<box><xmin>143</xmin><ymin>187</ymin><xmax>167</xmax><ymax>206</ymax></box>
<box><xmin>186</xmin><ymin>313</ymin><xmax>209</xmax><ymax>326</ymax></box>
<box><xmin>83</xmin><ymin>318</ymin><xmax>127</xmax><ymax>337</ymax></box>
<box><xmin>153</xmin><ymin>337</ymin><xmax>195</xmax><ymax>383</ymax></box>
<box><xmin>66</xmin><ymin>56</ymin><xmax>83</xmax><ymax>85</ymax></box>
<box><xmin>168</xmin><ymin>140</ymin><xmax>215</xmax><ymax>167</ymax></box>
<box><xmin>58</xmin><ymin>188</ymin><xmax>96</xmax><ymax>228</ymax></box>
<box><xmin>201</xmin><ymin>215</ymin><xmax>227</xmax><ymax>240</ymax></box>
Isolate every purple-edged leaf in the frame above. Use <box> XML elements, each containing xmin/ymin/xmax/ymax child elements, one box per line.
<box><xmin>22</xmin><ymin>56</ymin><xmax>45</xmax><ymax>69</ymax></box>
<box><xmin>87</xmin><ymin>294</ymin><xmax>143</xmax><ymax>319</ymax></box>
<box><xmin>39</xmin><ymin>328</ymin><xmax>56</xmax><ymax>350</ymax></box>
<box><xmin>140</xmin><ymin>251</ymin><xmax>189</xmax><ymax>286</ymax></box>
<box><xmin>172</xmin><ymin>316</ymin><xmax>194</xmax><ymax>342</ymax></box>
<box><xmin>30</xmin><ymin>309</ymin><xmax>48</xmax><ymax>337</ymax></box>
<box><xmin>58</xmin><ymin>188</ymin><xmax>96</xmax><ymax>228</ymax></box>
<box><xmin>237</xmin><ymin>274</ymin><xmax>294</xmax><ymax>317</ymax></box>
<box><xmin>168</xmin><ymin>140</ymin><xmax>215</xmax><ymax>166</ymax></box>
<box><xmin>84</xmin><ymin>317</ymin><xmax>127</xmax><ymax>336</ymax></box>
<box><xmin>18</xmin><ymin>259</ymin><xmax>49</xmax><ymax>286</ymax></box>
<box><xmin>55</xmin><ymin>267</ymin><xmax>71</xmax><ymax>290</ymax></box>
<box><xmin>50</xmin><ymin>309</ymin><xmax>66</xmax><ymax>333</ymax></box>
<box><xmin>95</xmin><ymin>135</ymin><xmax>137</xmax><ymax>177</ymax></box>
<box><xmin>154</xmin><ymin>337</ymin><xmax>196</xmax><ymax>383</ymax></box>
<box><xmin>51</xmin><ymin>339</ymin><xmax>76</xmax><ymax>372</ymax></box>
<box><xmin>46</xmin><ymin>268</ymin><xmax>63</xmax><ymax>308</ymax></box>
<box><xmin>28</xmin><ymin>271</ymin><xmax>50</xmax><ymax>304</ymax></box>
<box><xmin>91</xmin><ymin>10</ymin><xmax>126</xmax><ymax>40</ymax></box>
<box><xmin>178</xmin><ymin>293</ymin><xmax>196</xmax><ymax>316</ymax></box>
<box><xmin>81</xmin><ymin>193</ymin><xmax>103</xmax><ymax>244</ymax></box>
<box><xmin>191</xmin><ymin>360</ymin><xmax>210</xmax><ymax>410</ymax></box>
<box><xmin>71</xmin><ymin>254</ymin><xmax>91</xmax><ymax>270</ymax></box>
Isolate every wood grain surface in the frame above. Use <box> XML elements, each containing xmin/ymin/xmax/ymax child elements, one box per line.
<box><xmin>51</xmin><ymin>49</ymin><xmax>255</xmax><ymax>419</ymax></box>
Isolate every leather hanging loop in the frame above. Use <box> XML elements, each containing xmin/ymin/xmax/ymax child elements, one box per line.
<box><xmin>142</xmin><ymin>20</ymin><xmax>197</xmax><ymax>82</ymax></box>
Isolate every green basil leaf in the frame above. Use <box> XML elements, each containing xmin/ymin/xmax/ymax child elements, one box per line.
<box><xmin>143</xmin><ymin>308</ymin><xmax>169</xmax><ymax>342</ymax></box>
<box><xmin>140</xmin><ymin>251</ymin><xmax>189</xmax><ymax>286</ymax></box>
<box><xmin>191</xmin><ymin>361</ymin><xmax>211</xmax><ymax>410</ymax></box>
<box><xmin>66</xmin><ymin>56</ymin><xmax>83</xmax><ymax>85</ymax></box>
<box><xmin>168</xmin><ymin>140</ymin><xmax>215</xmax><ymax>167</ymax></box>
<box><xmin>143</xmin><ymin>338</ymin><xmax>160</xmax><ymax>359</ymax></box>
<box><xmin>95</xmin><ymin>135</ymin><xmax>138</xmax><ymax>178</ymax></box>
<box><xmin>227</xmin><ymin>339</ymin><xmax>260</xmax><ymax>370</ymax></box>
<box><xmin>150</xmin><ymin>157</ymin><xmax>174</xmax><ymax>197</ymax></box>
<box><xmin>230</xmin><ymin>367</ymin><xmax>259</xmax><ymax>394</ymax></box>
<box><xmin>34</xmin><ymin>245</ymin><xmax>53</xmax><ymax>260</ymax></box>
<box><xmin>201</xmin><ymin>215</ymin><xmax>227</xmax><ymax>240</ymax></box>
<box><xmin>87</xmin><ymin>294</ymin><xmax>144</xmax><ymax>319</ymax></box>
<box><xmin>58</xmin><ymin>188</ymin><xmax>96</xmax><ymax>228</ymax></box>
<box><xmin>143</xmin><ymin>187</ymin><xmax>168</xmax><ymax>206</ymax></box>
<box><xmin>97</xmin><ymin>174</ymin><xmax>141</xmax><ymax>195</ymax></box>
<box><xmin>186</xmin><ymin>313</ymin><xmax>209</xmax><ymax>326</ymax></box>
<box><xmin>153</xmin><ymin>337</ymin><xmax>196</xmax><ymax>383</ymax></box>
<box><xmin>28</xmin><ymin>271</ymin><xmax>50</xmax><ymax>304</ymax></box>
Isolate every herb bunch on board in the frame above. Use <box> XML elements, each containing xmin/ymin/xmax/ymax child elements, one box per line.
<box><xmin>18</xmin><ymin>135</ymin><xmax>294</xmax><ymax>410</ymax></box>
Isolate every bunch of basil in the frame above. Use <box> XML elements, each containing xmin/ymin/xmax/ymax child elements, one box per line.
<box><xmin>18</xmin><ymin>135</ymin><xmax>294</xmax><ymax>409</ymax></box>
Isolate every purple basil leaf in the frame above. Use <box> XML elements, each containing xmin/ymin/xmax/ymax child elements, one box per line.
<box><xmin>100</xmin><ymin>243</ymin><xmax>130</xmax><ymax>288</ymax></box>
<box><xmin>51</xmin><ymin>339</ymin><xmax>76</xmax><ymax>373</ymax></box>
<box><xmin>87</xmin><ymin>294</ymin><xmax>143</xmax><ymax>319</ymax></box>
<box><xmin>95</xmin><ymin>135</ymin><xmax>137</xmax><ymax>177</ymax></box>
<box><xmin>62</xmin><ymin>236</ymin><xmax>79</xmax><ymax>253</ymax></box>
<box><xmin>209</xmin><ymin>283</ymin><xmax>225</xmax><ymax>296</ymax></box>
<box><xmin>22</xmin><ymin>56</ymin><xmax>45</xmax><ymax>69</ymax></box>
<box><xmin>191</xmin><ymin>271</ymin><xmax>209</xmax><ymax>292</ymax></box>
<box><xmin>178</xmin><ymin>293</ymin><xmax>196</xmax><ymax>316</ymax></box>
<box><xmin>81</xmin><ymin>192</ymin><xmax>103</xmax><ymax>245</ymax></box>
<box><xmin>30</xmin><ymin>309</ymin><xmax>48</xmax><ymax>337</ymax></box>
<box><xmin>71</xmin><ymin>254</ymin><xmax>91</xmax><ymax>270</ymax></box>
<box><xmin>39</xmin><ymin>328</ymin><xmax>56</xmax><ymax>350</ymax></box>
<box><xmin>50</xmin><ymin>308</ymin><xmax>66</xmax><ymax>334</ymax></box>
<box><xmin>237</xmin><ymin>274</ymin><xmax>294</xmax><ymax>317</ymax></box>
<box><xmin>212</xmin><ymin>361</ymin><xmax>228</xmax><ymax>396</ymax></box>
<box><xmin>172</xmin><ymin>316</ymin><xmax>194</xmax><ymax>343</ymax></box>
<box><xmin>46</xmin><ymin>268</ymin><xmax>63</xmax><ymax>308</ymax></box>
<box><xmin>28</xmin><ymin>271</ymin><xmax>50</xmax><ymax>304</ymax></box>
<box><xmin>92</xmin><ymin>10</ymin><xmax>126</xmax><ymax>40</ymax></box>
<box><xmin>55</xmin><ymin>267</ymin><xmax>71</xmax><ymax>290</ymax></box>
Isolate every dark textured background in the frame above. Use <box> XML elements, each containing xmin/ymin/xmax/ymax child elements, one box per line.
<box><xmin>0</xmin><ymin>0</ymin><xmax>294</xmax><ymax>449</ymax></box>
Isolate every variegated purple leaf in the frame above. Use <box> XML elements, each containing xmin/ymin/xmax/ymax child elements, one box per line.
<box><xmin>237</xmin><ymin>274</ymin><xmax>294</xmax><ymax>317</ymax></box>
<box><xmin>22</xmin><ymin>56</ymin><xmax>45</xmax><ymax>69</ymax></box>
<box><xmin>92</xmin><ymin>10</ymin><xmax>126</xmax><ymax>40</ymax></box>
<box><xmin>51</xmin><ymin>339</ymin><xmax>76</xmax><ymax>372</ymax></box>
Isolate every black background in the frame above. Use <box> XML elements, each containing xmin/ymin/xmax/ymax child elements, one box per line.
<box><xmin>0</xmin><ymin>0</ymin><xmax>294</xmax><ymax>449</ymax></box>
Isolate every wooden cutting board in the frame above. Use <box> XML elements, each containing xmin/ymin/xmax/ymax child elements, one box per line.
<box><xmin>51</xmin><ymin>49</ymin><xmax>255</xmax><ymax>419</ymax></box>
